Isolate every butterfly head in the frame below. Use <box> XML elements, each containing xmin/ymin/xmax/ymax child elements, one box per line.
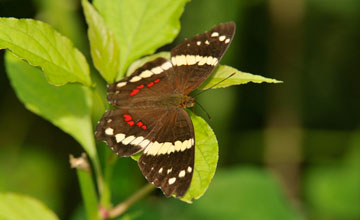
<box><xmin>181</xmin><ymin>95</ymin><xmax>195</xmax><ymax>108</ymax></box>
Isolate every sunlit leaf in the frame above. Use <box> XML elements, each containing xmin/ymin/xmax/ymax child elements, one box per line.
<box><xmin>180</xmin><ymin>112</ymin><xmax>218</xmax><ymax>203</ymax></box>
<box><xmin>0</xmin><ymin>193</ymin><xmax>59</xmax><ymax>220</ymax></box>
<box><xmin>5</xmin><ymin>52</ymin><xmax>97</xmax><ymax>162</ymax></box>
<box><xmin>0</xmin><ymin>18</ymin><xmax>91</xmax><ymax>86</ymax></box>
<box><xmin>126</xmin><ymin>52</ymin><xmax>170</xmax><ymax>76</ymax></box>
<box><xmin>93</xmin><ymin>0</ymin><xmax>190</xmax><ymax>78</ymax></box>
<box><xmin>82</xmin><ymin>0</ymin><xmax>120</xmax><ymax>83</ymax></box>
<box><xmin>33</xmin><ymin>0</ymin><xmax>88</xmax><ymax>52</ymax></box>
<box><xmin>131</xmin><ymin>152</ymin><xmax>141</xmax><ymax>161</ymax></box>
<box><xmin>198</xmin><ymin>65</ymin><xmax>282</xmax><ymax>90</ymax></box>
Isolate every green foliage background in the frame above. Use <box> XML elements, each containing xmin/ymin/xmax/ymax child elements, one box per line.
<box><xmin>0</xmin><ymin>0</ymin><xmax>359</xmax><ymax>219</ymax></box>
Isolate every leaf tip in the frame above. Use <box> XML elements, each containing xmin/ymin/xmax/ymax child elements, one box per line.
<box><xmin>269</xmin><ymin>78</ymin><xmax>283</xmax><ymax>83</ymax></box>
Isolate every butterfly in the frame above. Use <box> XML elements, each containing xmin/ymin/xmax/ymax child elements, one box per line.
<box><xmin>95</xmin><ymin>22</ymin><xmax>236</xmax><ymax>197</ymax></box>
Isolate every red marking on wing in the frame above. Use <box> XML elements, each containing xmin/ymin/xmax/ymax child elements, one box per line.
<box><xmin>129</xmin><ymin>89</ymin><xmax>140</xmax><ymax>96</ymax></box>
<box><xmin>123</xmin><ymin>114</ymin><xmax>132</xmax><ymax>121</ymax></box>
<box><xmin>127</xmin><ymin>121</ymin><xmax>135</xmax><ymax>126</ymax></box>
<box><xmin>129</xmin><ymin>79</ymin><xmax>160</xmax><ymax>95</ymax></box>
<box><xmin>136</xmin><ymin>121</ymin><xmax>143</xmax><ymax>127</ymax></box>
<box><xmin>141</xmin><ymin>125</ymin><xmax>147</xmax><ymax>130</ymax></box>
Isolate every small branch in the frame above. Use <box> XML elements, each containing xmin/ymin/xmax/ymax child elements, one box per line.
<box><xmin>108</xmin><ymin>184</ymin><xmax>156</xmax><ymax>218</ymax></box>
<box><xmin>69</xmin><ymin>153</ymin><xmax>91</xmax><ymax>172</ymax></box>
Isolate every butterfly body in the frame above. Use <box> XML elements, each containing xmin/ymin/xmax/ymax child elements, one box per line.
<box><xmin>156</xmin><ymin>94</ymin><xmax>194</xmax><ymax>108</ymax></box>
<box><xmin>96</xmin><ymin>22</ymin><xmax>236</xmax><ymax>197</ymax></box>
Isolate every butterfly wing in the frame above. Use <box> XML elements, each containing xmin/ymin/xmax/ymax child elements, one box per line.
<box><xmin>170</xmin><ymin>22</ymin><xmax>236</xmax><ymax>94</ymax></box>
<box><xmin>139</xmin><ymin>108</ymin><xmax>194</xmax><ymax>197</ymax></box>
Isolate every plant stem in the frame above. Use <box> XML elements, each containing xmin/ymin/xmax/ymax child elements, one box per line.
<box><xmin>100</xmin><ymin>148</ymin><xmax>117</xmax><ymax>208</ymax></box>
<box><xmin>89</xmin><ymin>151</ymin><xmax>111</xmax><ymax>209</ymax></box>
<box><xmin>108</xmin><ymin>184</ymin><xmax>156</xmax><ymax>218</ymax></box>
<box><xmin>89</xmin><ymin>85</ymin><xmax>111</xmax><ymax>208</ymax></box>
<box><xmin>70</xmin><ymin>153</ymin><xmax>101</xmax><ymax>220</ymax></box>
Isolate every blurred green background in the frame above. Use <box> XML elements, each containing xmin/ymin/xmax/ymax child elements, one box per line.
<box><xmin>0</xmin><ymin>0</ymin><xmax>359</xmax><ymax>219</ymax></box>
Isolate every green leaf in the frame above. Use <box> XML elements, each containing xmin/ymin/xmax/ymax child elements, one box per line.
<box><xmin>82</xmin><ymin>0</ymin><xmax>121</xmax><ymax>83</ymax></box>
<box><xmin>126</xmin><ymin>52</ymin><xmax>170</xmax><ymax>76</ymax></box>
<box><xmin>5</xmin><ymin>52</ymin><xmax>97</xmax><ymax>162</ymax></box>
<box><xmin>198</xmin><ymin>65</ymin><xmax>282</xmax><ymax>90</ymax></box>
<box><xmin>0</xmin><ymin>18</ymin><xmax>91</xmax><ymax>86</ymax></box>
<box><xmin>0</xmin><ymin>193</ymin><xmax>59</xmax><ymax>220</ymax></box>
<box><xmin>180</xmin><ymin>112</ymin><xmax>218</xmax><ymax>203</ymax></box>
<box><xmin>93</xmin><ymin>0</ymin><xmax>190</xmax><ymax>78</ymax></box>
<box><xmin>131</xmin><ymin>152</ymin><xmax>141</xmax><ymax>161</ymax></box>
<box><xmin>33</xmin><ymin>0</ymin><xmax>89</xmax><ymax>53</ymax></box>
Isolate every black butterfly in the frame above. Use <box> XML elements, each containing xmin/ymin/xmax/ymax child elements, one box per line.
<box><xmin>96</xmin><ymin>22</ymin><xmax>236</xmax><ymax>197</ymax></box>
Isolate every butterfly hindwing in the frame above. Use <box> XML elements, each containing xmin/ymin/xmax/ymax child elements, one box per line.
<box><xmin>139</xmin><ymin>108</ymin><xmax>195</xmax><ymax>197</ymax></box>
<box><xmin>95</xmin><ymin>108</ymin><xmax>169</xmax><ymax>156</ymax></box>
<box><xmin>170</xmin><ymin>22</ymin><xmax>236</xmax><ymax>94</ymax></box>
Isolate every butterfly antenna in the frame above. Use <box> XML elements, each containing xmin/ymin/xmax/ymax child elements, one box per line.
<box><xmin>194</xmin><ymin>100</ymin><xmax>213</xmax><ymax>121</ymax></box>
<box><xmin>193</xmin><ymin>72</ymin><xmax>236</xmax><ymax>97</ymax></box>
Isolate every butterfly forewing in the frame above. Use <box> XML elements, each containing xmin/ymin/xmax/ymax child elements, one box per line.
<box><xmin>171</xmin><ymin>22</ymin><xmax>236</xmax><ymax>94</ymax></box>
<box><xmin>107</xmin><ymin>57</ymin><xmax>176</xmax><ymax>107</ymax></box>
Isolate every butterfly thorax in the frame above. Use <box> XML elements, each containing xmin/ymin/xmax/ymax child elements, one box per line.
<box><xmin>180</xmin><ymin>95</ymin><xmax>195</xmax><ymax>108</ymax></box>
<box><xmin>159</xmin><ymin>94</ymin><xmax>194</xmax><ymax>108</ymax></box>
